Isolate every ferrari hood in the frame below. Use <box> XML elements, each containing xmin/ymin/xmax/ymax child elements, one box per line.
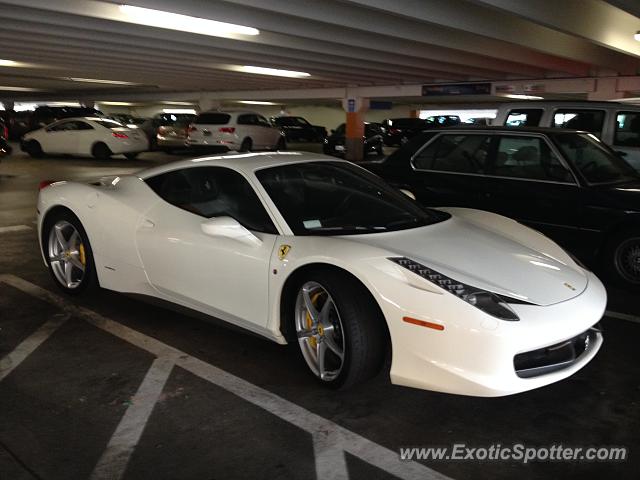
<box><xmin>351</xmin><ymin>208</ymin><xmax>588</xmax><ymax>306</ymax></box>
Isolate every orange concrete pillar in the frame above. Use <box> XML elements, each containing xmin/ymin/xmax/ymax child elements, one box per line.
<box><xmin>342</xmin><ymin>97</ymin><xmax>368</xmax><ymax>162</ymax></box>
<box><xmin>409</xmin><ymin>109</ymin><xmax>419</xmax><ymax>118</ymax></box>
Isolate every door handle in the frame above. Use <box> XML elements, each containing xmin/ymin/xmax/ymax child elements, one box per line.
<box><xmin>141</xmin><ymin>219</ymin><xmax>155</xmax><ymax>228</ymax></box>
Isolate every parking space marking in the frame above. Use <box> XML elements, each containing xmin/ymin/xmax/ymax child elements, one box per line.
<box><xmin>0</xmin><ymin>225</ymin><xmax>31</xmax><ymax>234</ymax></box>
<box><xmin>90</xmin><ymin>357</ymin><xmax>174</xmax><ymax>480</ymax></box>
<box><xmin>605</xmin><ymin>310</ymin><xmax>640</xmax><ymax>324</ymax></box>
<box><xmin>0</xmin><ymin>274</ymin><xmax>451</xmax><ymax>480</ymax></box>
<box><xmin>0</xmin><ymin>313</ymin><xmax>69</xmax><ymax>382</ymax></box>
<box><xmin>313</xmin><ymin>431</ymin><xmax>349</xmax><ymax>479</ymax></box>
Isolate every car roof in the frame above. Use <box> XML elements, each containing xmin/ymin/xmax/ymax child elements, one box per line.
<box><xmin>427</xmin><ymin>125</ymin><xmax>588</xmax><ymax>135</ymax></box>
<box><xmin>198</xmin><ymin>109</ymin><xmax>258</xmax><ymax>115</ymax></box>
<box><xmin>137</xmin><ymin>152</ymin><xmax>344</xmax><ymax>179</ymax></box>
<box><xmin>496</xmin><ymin>100</ymin><xmax>640</xmax><ymax>109</ymax></box>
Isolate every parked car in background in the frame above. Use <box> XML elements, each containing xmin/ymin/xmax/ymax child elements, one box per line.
<box><xmin>425</xmin><ymin>115</ymin><xmax>461</xmax><ymax>127</ymax></box>
<box><xmin>188</xmin><ymin>111</ymin><xmax>285</xmax><ymax>152</ymax></box>
<box><xmin>380</xmin><ymin>117</ymin><xmax>431</xmax><ymax>146</ymax></box>
<box><xmin>139</xmin><ymin>113</ymin><xmax>195</xmax><ymax>151</ymax></box>
<box><xmin>370</xmin><ymin>126</ymin><xmax>640</xmax><ymax>287</ymax></box>
<box><xmin>109</xmin><ymin>114</ymin><xmax>147</xmax><ymax>129</ymax></box>
<box><xmin>493</xmin><ymin>101</ymin><xmax>640</xmax><ymax>171</ymax></box>
<box><xmin>3</xmin><ymin>110</ymin><xmax>36</xmax><ymax>139</ymax></box>
<box><xmin>323</xmin><ymin>122</ymin><xmax>384</xmax><ymax>158</ymax></box>
<box><xmin>0</xmin><ymin>118</ymin><xmax>12</xmax><ymax>158</ymax></box>
<box><xmin>270</xmin><ymin>116</ymin><xmax>327</xmax><ymax>142</ymax></box>
<box><xmin>21</xmin><ymin>117</ymin><xmax>148</xmax><ymax>160</ymax></box>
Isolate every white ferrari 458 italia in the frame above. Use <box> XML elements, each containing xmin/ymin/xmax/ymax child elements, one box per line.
<box><xmin>36</xmin><ymin>152</ymin><xmax>606</xmax><ymax>396</ymax></box>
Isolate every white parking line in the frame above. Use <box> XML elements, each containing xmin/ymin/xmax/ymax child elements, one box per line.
<box><xmin>605</xmin><ymin>310</ymin><xmax>640</xmax><ymax>324</ymax></box>
<box><xmin>0</xmin><ymin>225</ymin><xmax>31</xmax><ymax>234</ymax></box>
<box><xmin>0</xmin><ymin>314</ymin><xmax>69</xmax><ymax>382</ymax></box>
<box><xmin>0</xmin><ymin>274</ymin><xmax>452</xmax><ymax>480</ymax></box>
<box><xmin>90</xmin><ymin>357</ymin><xmax>174</xmax><ymax>480</ymax></box>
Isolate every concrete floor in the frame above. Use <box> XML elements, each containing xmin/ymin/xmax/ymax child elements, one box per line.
<box><xmin>0</xmin><ymin>144</ymin><xmax>638</xmax><ymax>480</ymax></box>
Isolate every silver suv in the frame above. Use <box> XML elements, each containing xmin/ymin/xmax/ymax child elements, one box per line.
<box><xmin>188</xmin><ymin>110</ymin><xmax>286</xmax><ymax>152</ymax></box>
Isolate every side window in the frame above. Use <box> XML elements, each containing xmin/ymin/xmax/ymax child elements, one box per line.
<box><xmin>256</xmin><ymin>115</ymin><xmax>271</xmax><ymax>127</ymax></box>
<box><xmin>552</xmin><ymin>109</ymin><xmax>605</xmax><ymax>136</ymax></box>
<box><xmin>505</xmin><ymin>109</ymin><xmax>543</xmax><ymax>127</ymax></box>
<box><xmin>492</xmin><ymin>136</ymin><xmax>573</xmax><ymax>183</ymax></box>
<box><xmin>72</xmin><ymin>121</ymin><xmax>94</xmax><ymax>131</ymax></box>
<box><xmin>237</xmin><ymin>114</ymin><xmax>255</xmax><ymax>125</ymax></box>
<box><xmin>48</xmin><ymin>122</ymin><xmax>71</xmax><ymax>132</ymax></box>
<box><xmin>413</xmin><ymin>134</ymin><xmax>492</xmax><ymax>174</ymax></box>
<box><xmin>614</xmin><ymin>111</ymin><xmax>640</xmax><ymax>147</ymax></box>
<box><xmin>145</xmin><ymin>167</ymin><xmax>277</xmax><ymax>234</ymax></box>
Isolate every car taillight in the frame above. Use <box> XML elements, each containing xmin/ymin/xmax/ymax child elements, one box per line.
<box><xmin>157</xmin><ymin>126</ymin><xmax>167</xmax><ymax>134</ymax></box>
<box><xmin>112</xmin><ymin>132</ymin><xmax>129</xmax><ymax>139</ymax></box>
<box><xmin>188</xmin><ymin>125</ymin><xmax>197</xmax><ymax>133</ymax></box>
<box><xmin>39</xmin><ymin>180</ymin><xmax>57</xmax><ymax>190</ymax></box>
<box><xmin>2</xmin><ymin>125</ymin><xmax>8</xmax><ymax>139</ymax></box>
<box><xmin>219</xmin><ymin>127</ymin><xmax>236</xmax><ymax>133</ymax></box>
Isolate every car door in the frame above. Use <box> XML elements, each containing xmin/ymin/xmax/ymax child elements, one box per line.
<box><xmin>481</xmin><ymin>133</ymin><xmax>584</xmax><ymax>248</ymax></box>
<box><xmin>69</xmin><ymin>120</ymin><xmax>97</xmax><ymax>155</ymax></box>
<box><xmin>135</xmin><ymin>166</ymin><xmax>278</xmax><ymax>327</ymax></box>
<box><xmin>42</xmin><ymin>121</ymin><xmax>78</xmax><ymax>153</ymax></box>
<box><xmin>407</xmin><ymin>132</ymin><xmax>496</xmax><ymax>210</ymax></box>
<box><xmin>255</xmin><ymin>114</ymin><xmax>277</xmax><ymax>148</ymax></box>
<box><xmin>612</xmin><ymin>110</ymin><xmax>640</xmax><ymax>171</ymax></box>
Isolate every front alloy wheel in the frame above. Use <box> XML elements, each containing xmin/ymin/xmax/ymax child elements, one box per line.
<box><xmin>48</xmin><ymin>220</ymin><xmax>87</xmax><ymax>289</ymax></box>
<box><xmin>614</xmin><ymin>236</ymin><xmax>640</xmax><ymax>285</ymax></box>
<box><xmin>295</xmin><ymin>281</ymin><xmax>345</xmax><ymax>382</ymax></box>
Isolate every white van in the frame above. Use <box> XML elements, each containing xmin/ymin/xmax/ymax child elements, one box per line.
<box><xmin>493</xmin><ymin>101</ymin><xmax>640</xmax><ymax>170</ymax></box>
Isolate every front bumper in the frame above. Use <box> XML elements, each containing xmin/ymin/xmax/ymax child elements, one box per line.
<box><xmin>375</xmin><ymin>267</ymin><xmax>606</xmax><ymax>396</ymax></box>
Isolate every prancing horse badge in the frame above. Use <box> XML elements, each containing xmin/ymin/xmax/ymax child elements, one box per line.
<box><xmin>278</xmin><ymin>244</ymin><xmax>291</xmax><ymax>260</ymax></box>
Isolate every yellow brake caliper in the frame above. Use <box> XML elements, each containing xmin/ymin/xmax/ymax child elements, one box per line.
<box><xmin>79</xmin><ymin>243</ymin><xmax>86</xmax><ymax>266</ymax></box>
<box><xmin>307</xmin><ymin>292</ymin><xmax>322</xmax><ymax>349</ymax></box>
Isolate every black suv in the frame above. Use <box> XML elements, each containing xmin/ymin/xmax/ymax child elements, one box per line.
<box><xmin>270</xmin><ymin>116</ymin><xmax>327</xmax><ymax>142</ymax></box>
<box><xmin>370</xmin><ymin>126</ymin><xmax>640</xmax><ymax>287</ymax></box>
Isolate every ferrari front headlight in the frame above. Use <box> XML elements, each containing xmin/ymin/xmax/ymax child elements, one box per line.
<box><xmin>389</xmin><ymin>257</ymin><xmax>521</xmax><ymax>321</ymax></box>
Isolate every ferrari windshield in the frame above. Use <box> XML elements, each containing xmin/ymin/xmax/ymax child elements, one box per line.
<box><xmin>256</xmin><ymin>161</ymin><xmax>448</xmax><ymax>235</ymax></box>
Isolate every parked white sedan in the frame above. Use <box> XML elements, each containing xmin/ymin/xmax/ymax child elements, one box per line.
<box><xmin>22</xmin><ymin>117</ymin><xmax>149</xmax><ymax>160</ymax></box>
<box><xmin>36</xmin><ymin>152</ymin><xmax>605</xmax><ymax>396</ymax></box>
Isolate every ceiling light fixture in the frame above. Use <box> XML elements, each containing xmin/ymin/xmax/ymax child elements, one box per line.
<box><xmin>65</xmin><ymin>77</ymin><xmax>139</xmax><ymax>85</ymax></box>
<box><xmin>119</xmin><ymin>5</ymin><xmax>259</xmax><ymax>37</ymax></box>
<box><xmin>162</xmin><ymin>101</ymin><xmax>196</xmax><ymax>106</ymax></box>
<box><xmin>635</xmin><ymin>31</ymin><xmax>640</xmax><ymax>41</ymax></box>
<box><xmin>239</xmin><ymin>66</ymin><xmax>310</xmax><ymax>78</ymax></box>
<box><xmin>98</xmin><ymin>101</ymin><xmax>135</xmax><ymax>106</ymax></box>
<box><xmin>0</xmin><ymin>59</ymin><xmax>20</xmax><ymax>67</ymax></box>
<box><xmin>502</xmin><ymin>94</ymin><xmax>544</xmax><ymax>100</ymax></box>
<box><xmin>163</xmin><ymin>108</ymin><xmax>197</xmax><ymax>114</ymax></box>
<box><xmin>0</xmin><ymin>86</ymin><xmax>42</xmax><ymax>92</ymax></box>
<box><xmin>237</xmin><ymin>100</ymin><xmax>280</xmax><ymax>105</ymax></box>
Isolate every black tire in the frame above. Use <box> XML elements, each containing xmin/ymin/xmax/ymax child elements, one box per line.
<box><xmin>25</xmin><ymin>140</ymin><xmax>44</xmax><ymax>158</ymax></box>
<box><xmin>92</xmin><ymin>142</ymin><xmax>112</xmax><ymax>160</ymax></box>
<box><xmin>124</xmin><ymin>152</ymin><xmax>139</xmax><ymax>160</ymax></box>
<box><xmin>274</xmin><ymin>137</ymin><xmax>287</xmax><ymax>151</ymax></box>
<box><xmin>239</xmin><ymin>138</ymin><xmax>252</xmax><ymax>152</ymax></box>
<box><xmin>291</xmin><ymin>269</ymin><xmax>387</xmax><ymax>390</ymax></box>
<box><xmin>604</xmin><ymin>228</ymin><xmax>640</xmax><ymax>288</ymax></box>
<box><xmin>42</xmin><ymin>209</ymin><xmax>98</xmax><ymax>295</ymax></box>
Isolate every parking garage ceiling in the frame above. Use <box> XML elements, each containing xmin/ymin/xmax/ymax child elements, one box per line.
<box><xmin>1</xmin><ymin>0</ymin><xmax>640</xmax><ymax>102</ymax></box>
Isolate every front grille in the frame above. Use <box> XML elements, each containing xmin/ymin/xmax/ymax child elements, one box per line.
<box><xmin>514</xmin><ymin>323</ymin><xmax>602</xmax><ymax>378</ymax></box>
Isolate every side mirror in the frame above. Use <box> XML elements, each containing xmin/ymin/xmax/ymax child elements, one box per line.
<box><xmin>399</xmin><ymin>188</ymin><xmax>416</xmax><ymax>200</ymax></box>
<box><xmin>201</xmin><ymin>216</ymin><xmax>262</xmax><ymax>247</ymax></box>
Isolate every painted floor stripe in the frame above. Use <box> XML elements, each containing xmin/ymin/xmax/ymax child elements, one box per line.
<box><xmin>605</xmin><ymin>310</ymin><xmax>640</xmax><ymax>324</ymax></box>
<box><xmin>0</xmin><ymin>274</ymin><xmax>452</xmax><ymax>480</ymax></box>
<box><xmin>0</xmin><ymin>314</ymin><xmax>69</xmax><ymax>382</ymax></box>
<box><xmin>89</xmin><ymin>357</ymin><xmax>174</xmax><ymax>480</ymax></box>
<box><xmin>0</xmin><ymin>225</ymin><xmax>31</xmax><ymax>234</ymax></box>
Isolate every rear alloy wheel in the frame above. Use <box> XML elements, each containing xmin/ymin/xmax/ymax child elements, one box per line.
<box><xmin>607</xmin><ymin>230</ymin><xmax>640</xmax><ymax>287</ymax></box>
<box><xmin>239</xmin><ymin>138</ymin><xmax>252</xmax><ymax>152</ymax></box>
<box><xmin>124</xmin><ymin>152</ymin><xmax>139</xmax><ymax>160</ymax></box>
<box><xmin>293</xmin><ymin>271</ymin><xmax>386</xmax><ymax>389</ymax></box>
<box><xmin>45</xmin><ymin>212</ymin><xmax>97</xmax><ymax>294</ymax></box>
<box><xmin>26</xmin><ymin>140</ymin><xmax>44</xmax><ymax>158</ymax></box>
<box><xmin>92</xmin><ymin>142</ymin><xmax>112</xmax><ymax>160</ymax></box>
